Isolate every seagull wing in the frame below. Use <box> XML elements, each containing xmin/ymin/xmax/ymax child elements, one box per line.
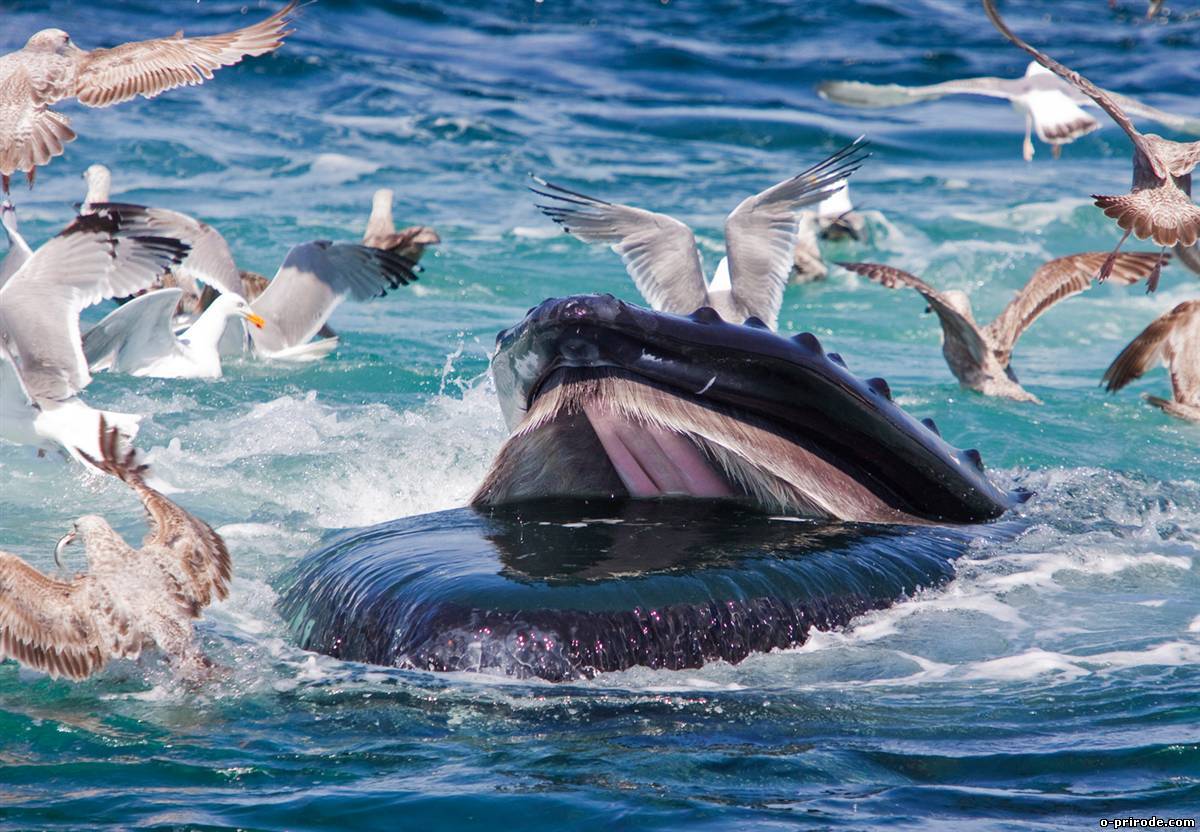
<box><xmin>0</xmin><ymin>552</ymin><xmax>141</xmax><ymax>680</ymax></box>
<box><xmin>0</xmin><ymin>65</ymin><xmax>77</xmax><ymax>178</ymax></box>
<box><xmin>839</xmin><ymin>261</ymin><xmax>988</xmax><ymax>365</ymax></box>
<box><xmin>531</xmin><ymin>177</ymin><xmax>710</xmax><ymax>315</ymax></box>
<box><xmin>82</xmin><ymin>288</ymin><xmax>184</xmax><ymax>373</ymax></box>
<box><xmin>982</xmin><ymin>0</ymin><xmax>1157</xmax><ymax>167</ymax></box>
<box><xmin>0</xmin><ymin>204</ymin><xmax>188</xmax><ymax>403</ymax></box>
<box><xmin>249</xmin><ymin>241</ymin><xmax>417</xmax><ymax>354</ymax></box>
<box><xmin>131</xmin><ymin>208</ymin><xmax>243</xmax><ymax>297</ymax></box>
<box><xmin>986</xmin><ymin>252</ymin><xmax>1166</xmax><ymax>363</ymax></box>
<box><xmin>0</xmin><ymin>202</ymin><xmax>34</xmax><ymax>288</ymax></box>
<box><xmin>1103</xmin><ymin>90</ymin><xmax>1200</xmax><ymax>137</ymax></box>
<box><xmin>72</xmin><ymin>2</ymin><xmax>297</xmax><ymax>108</ymax></box>
<box><xmin>725</xmin><ymin>140</ymin><xmax>869</xmax><ymax>328</ymax></box>
<box><xmin>1102</xmin><ymin>300</ymin><xmax>1200</xmax><ymax>403</ymax></box>
<box><xmin>80</xmin><ymin>424</ymin><xmax>231</xmax><ymax>612</ymax></box>
<box><xmin>817</xmin><ymin>76</ymin><xmax>1022</xmax><ymax>108</ymax></box>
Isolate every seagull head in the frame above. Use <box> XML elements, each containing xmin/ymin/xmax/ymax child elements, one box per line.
<box><xmin>211</xmin><ymin>293</ymin><xmax>265</xmax><ymax>329</ymax></box>
<box><xmin>25</xmin><ymin>29</ymin><xmax>78</xmax><ymax>56</ymax></box>
<box><xmin>55</xmin><ymin>516</ymin><xmax>112</xmax><ymax>568</ymax></box>
<box><xmin>1024</xmin><ymin>61</ymin><xmax>1053</xmax><ymax>79</ymax></box>
<box><xmin>941</xmin><ymin>289</ymin><xmax>975</xmax><ymax>320</ymax></box>
<box><xmin>82</xmin><ymin>164</ymin><xmax>112</xmax><ymax>206</ymax></box>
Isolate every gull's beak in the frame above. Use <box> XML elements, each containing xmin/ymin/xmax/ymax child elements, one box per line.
<box><xmin>54</xmin><ymin>530</ymin><xmax>76</xmax><ymax>569</ymax></box>
<box><xmin>242</xmin><ymin>311</ymin><xmax>266</xmax><ymax>329</ymax></box>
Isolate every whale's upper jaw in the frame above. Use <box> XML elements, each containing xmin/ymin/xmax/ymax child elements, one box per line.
<box><xmin>478</xmin><ymin>294</ymin><xmax>1027</xmax><ymax>525</ymax></box>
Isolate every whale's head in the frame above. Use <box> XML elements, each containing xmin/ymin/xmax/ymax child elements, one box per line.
<box><xmin>473</xmin><ymin>294</ymin><xmax>1026</xmax><ymax>524</ymax></box>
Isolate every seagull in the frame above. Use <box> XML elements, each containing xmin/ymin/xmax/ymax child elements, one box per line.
<box><xmin>83</xmin><ymin>288</ymin><xmax>265</xmax><ymax>379</ymax></box>
<box><xmin>85</xmin><ymin>241</ymin><xmax>418</xmax><ymax>371</ymax></box>
<box><xmin>0</xmin><ymin>200</ymin><xmax>32</xmax><ymax>288</ymax></box>
<box><xmin>983</xmin><ymin>0</ymin><xmax>1200</xmax><ymax>291</ymax></box>
<box><xmin>1102</xmin><ymin>300</ymin><xmax>1199</xmax><ymax>421</ymax></box>
<box><xmin>839</xmin><ymin>251</ymin><xmax>1168</xmax><ymax>403</ymax></box>
<box><xmin>82</xmin><ymin>165</ymin><xmax>248</xmax><ymax>319</ymax></box>
<box><xmin>0</xmin><ymin>421</ymin><xmax>231</xmax><ymax>681</ymax></box>
<box><xmin>363</xmin><ymin>188</ymin><xmax>440</xmax><ymax>262</ymax></box>
<box><xmin>792</xmin><ymin>180</ymin><xmax>868</xmax><ymax>284</ymax></box>
<box><xmin>818</xmin><ymin>61</ymin><xmax>1200</xmax><ymax>162</ymax></box>
<box><xmin>0</xmin><ymin>2</ymin><xmax>297</xmax><ymax>193</ymax></box>
<box><xmin>531</xmin><ymin>139</ymin><xmax>869</xmax><ymax>331</ymax></box>
<box><xmin>0</xmin><ymin>204</ymin><xmax>188</xmax><ymax>467</ymax></box>
<box><xmin>1109</xmin><ymin>0</ymin><xmax>1167</xmax><ymax>20</ymax></box>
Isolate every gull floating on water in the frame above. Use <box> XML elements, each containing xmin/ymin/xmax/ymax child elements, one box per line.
<box><xmin>0</xmin><ymin>422</ymin><xmax>231</xmax><ymax>680</ymax></box>
<box><xmin>363</xmin><ymin>188</ymin><xmax>441</xmax><ymax>262</ymax></box>
<box><xmin>839</xmin><ymin>251</ymin><xmax>1168</xmax><ymax>403</ymax></box>
<box><xmin>819</xmin><ymin>61</ymin><xmax>1200</xmax><ymax>162</ymax></box>
<box><xmin>0</xmin><ymin>204</ymin><xmax>187</xmax><ymax>467</ymax></box>
<box><xmin>791</xmin><ymin>180</ymin><xmax>868</xmax><ymax>284</ymax></box>
<box><xmin>0</xmin><ymin>201</ymin><xmax>33</xmax><ymax>288</ymax></box>
<box><xmin>0</xmin><ymin>2</ymin><xmax>297</xmax><ymax>193</ymax></box>
<box><xmin>1102</xmin><ymin>299</ymin><xmax>1200</xmax><ymax>421</ymax></box>
<box><xmin>531</xmin><ymin>139</ymin><xmax>869</xmax><ymax>331</ymax></box>
<box><xmin>984</xmin><ymin>0</ymin><xmax>1200</xmax><ymax>291</ymax></box>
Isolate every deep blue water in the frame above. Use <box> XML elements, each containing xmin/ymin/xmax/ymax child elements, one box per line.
<box><xmin>0</xmin><ymin>1</ymin><xmax>1198</xmax><ymax>829</ymax></box>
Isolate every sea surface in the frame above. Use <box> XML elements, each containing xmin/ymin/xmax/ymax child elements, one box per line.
<box><xmin>0</xmin><ymin>0</ymin><xmax>1198</xmax><ymax>829</ymax></box>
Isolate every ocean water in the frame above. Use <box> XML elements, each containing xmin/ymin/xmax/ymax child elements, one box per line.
<box><xmin>0</xmin><ymin>0</ymin><xmax>1198</xmax><ymax>828</ymax></box>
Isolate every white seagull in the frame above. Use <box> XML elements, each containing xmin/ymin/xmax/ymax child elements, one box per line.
<box><xmin>531</xmin><ymin>139</ymin><xmax>869</xmax><ymax>331</ymax></box>
<box><xmin>0</xmin><ymin>204</ymin><xmax>188</xmax><ymax>467</ymax></box>
<box><xmin>818</xmin><ymin>61</ymin><xmax>1200</xmax><ymax>162</ymax></box>
<box><xmin>0</xmin><ymin>2</ymin><xmax>297</xmax><ymax>192</ymax></box>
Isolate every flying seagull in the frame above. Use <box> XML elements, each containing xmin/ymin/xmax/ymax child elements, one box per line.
<box><xmin>0</xmin><ymin>421</ymin><xmax>231</xmax><ymax>680</ymax></box>
<box><xmin>983</xmin><ymin>0</ymin><xmax>1200</xmax><ymax>291</ymax></box>
<box><xmin>531</xmin><ymin>138</ymin><xmax>870</xmax><ymax>331</ymax></box>
<box><xmin>0</xmin><ymin>204</ymin><xmax>188</xmax><ymax>467</ymax></box>
<box><xmin>818</xmin><ymin>61</ymin><xmax>1200</xmax><ymax>162</ymax></box>
<box><xmin>0</xmin><ymin>2</ymin><xmax>297</xmax><ymax>192</ymax></box>
<box><xmin>839</xmin><ymin>251</ymin><xmax>1168</xmax><ymax>402</ymax></box>
<box><xmin>1102</xmin><ymin>299</ymin><xmax>1199</xmax><ymax>421</ymax></box>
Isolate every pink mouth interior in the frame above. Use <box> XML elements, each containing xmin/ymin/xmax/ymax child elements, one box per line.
<box><xmin>583</xmin><ymin>403</ymin><xmax>733</xmax><ymax>499</ymax></box>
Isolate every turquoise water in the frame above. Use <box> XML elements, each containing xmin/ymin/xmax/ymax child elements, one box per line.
<box><xmin>1</xmin><ymin>0</ymin><xmax>1198</xmax><ymax>828</ymax></box>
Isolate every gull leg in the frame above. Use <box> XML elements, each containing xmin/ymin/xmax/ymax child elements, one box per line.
<box><xmin>1096</xmin><ymin>228</ymin><xmax>1132</xmax><ymax>282</ymax></box>
<box><xmin>1</xmin><ymin>174</ymin><xmax>9</xmax><ymax>194</ymax></box>
<box><xmin>1051</xmin><ymin>143</ymin><xmax>1062</xmax><ymax>160</ymax></box>
<box><xmin>1022</xmin><ymin>114</ymin><xmax>1035</xmax><ymax>162</ymax></box>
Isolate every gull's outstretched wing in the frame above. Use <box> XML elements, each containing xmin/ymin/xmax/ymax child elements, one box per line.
<box><xmin>818</xmin><ymin>76</ymin><xmax>1022</xmax><ymax>108</ymax></box>
<box><xmin>249</xmin><ymin>241</ymin><xmax>417</xmax><ymax>354</ymax></box>
<box><xmin>0</xmin><ymin>552</ymin><xmax>141</xmax><ymax>680</ymax></box>
<box><xmin>839</xmin><ymin>261</ymin><xmax>988</xmax><ymax>365</ymax></box>
<box><xmin>531</xmin><ymin>176</ymin><xmax>710</xmax><ymax>315</ymax></box>
<box><xmin>0</xmin><ymin>204</ymin><xmax>188</xmax><ymax>403</ymax></box>
<box><xmin>80</xmin><ymin>423</ymin><xmax>231</xmax><ymax>611</ymax></box>
<box><xmin>724</xmin><ymin>139</ymin><xmax>869</xmax><ymax>328</ymax></box>
<box><xmin>72</xmin><ymin>2</ymin><xmax>297</xmax><ymax>108</ymax></box>
<box><xmin>987</xmin><ymin>251</ymin><xmax>1166</xmax><ymax>363</ymax></box>
<box><xmin>0</xmin><ymin>66</ymin><xmax>77</xmax><ymax>181</ymax></box>
<box><xmin>1102</xmin><ymin>300</ymin><xmax>1200</xmax><ymax>404</ymax></box>
<box><xmin>82</xmin><ymin>288</ymin><xmax>183</xmax><ymax>373</ymax></box>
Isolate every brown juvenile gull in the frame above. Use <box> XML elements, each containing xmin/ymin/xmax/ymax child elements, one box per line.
<box><xmin>819</xmin><ymin>61</ymin><xmax>1199</xmax><ymax>162</ymax></box>
<box><xmin>363</xmin><ymin>188</ymin><xmax>440</xmax><ymax>262</ymax></box>
<box><xmin>1102</xmin><ymin>299</ymin><xmax>1200</xmax><ymax>421</ymax></box>
<box><xmin>0</xmin><ymin>204</ymin><xmax>188</xmax><ymax>468</ymax></box>
<box><xmin>839</xmin><ymin>251</ymin><xmax>1167</xmax><ymax>403</ymax></box>
<box><xmin>0</xmin><ymin>2</ymin><xmax>297</xmax><ymax>193</ymax></box>
<box><xmin>531</xmin><ymin>139</ymin><xmax>869</xmax><ymax>331</ymax></box>
<box><xmin>983</xmin><ymin>0</ymin><xmax>1200</xmax><ymax>291</ymax></box>
<box><xmin>0</xmin><ymin>422</ymin><xmax>231</xmax><ymax>681</ymax></box>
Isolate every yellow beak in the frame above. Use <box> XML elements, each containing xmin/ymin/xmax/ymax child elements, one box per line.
<box><xmin>243</xmin><ymin>311</ymin><xmax>266</xmax><ymax>329</ymax></box>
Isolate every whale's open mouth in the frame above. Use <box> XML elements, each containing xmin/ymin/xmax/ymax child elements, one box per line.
<box><xmin>472</xmin><ymin>294</ymin><xmax>1025</xmax><ymax>525</ymax></box>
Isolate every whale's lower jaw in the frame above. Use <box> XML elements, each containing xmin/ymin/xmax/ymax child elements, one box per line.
<box><xmin>472</xmin><ymin>368</ymin><xmax>921</xmax><ymax>524</ymax></box>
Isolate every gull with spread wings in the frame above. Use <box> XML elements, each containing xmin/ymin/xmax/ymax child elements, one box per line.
<box><xmin>0</xmin><ymin>422</ymin><xmax>231</xmax><ymax>681</ymax></box>
<box><xmin>839</xmin><ymin>251</ymin><xmax>1167</xmax><ymax>403</ymax></box>
<box><xmin>0</xmin><ymin>204</ymin><xmax>188</xmax><ymax>467</ymax></box>
<box><xmin>983</xmin><ymin>0</ymin><xmax>1200</xmax><ymax>291</ymax></box>
<box><xmin>819</xmin><ymin>61</ymin><xmax>1199</xmax><ymax>162</ymax></box>
<box><xmin>1102</xmin><ymin>300</ymin><xmax>1200</xmax><ymax>422</ymax></box>
<box><xmin>0</xmin><ymin>2</ymin><xmax>297</xmax><ymax>192</ymax></box>
<box><xmin>531</xmin><ymin>139</ymin><xmax>869</xmax><ymax>331</ymax></box>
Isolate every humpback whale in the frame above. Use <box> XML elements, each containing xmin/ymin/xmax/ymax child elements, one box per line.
<box><xmin>280</xmin><ymin>297</ymin><xmax>1027</xmax><ymax>680</ymax></box>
